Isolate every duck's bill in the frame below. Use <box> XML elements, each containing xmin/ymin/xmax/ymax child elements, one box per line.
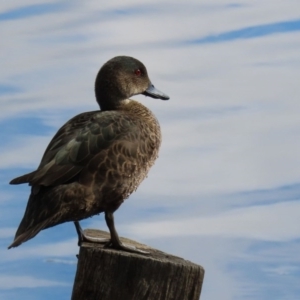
<box><xmin>142</xmin><ymin>84</ymin><xmax>169</xmax><ymax>100</ymax></box>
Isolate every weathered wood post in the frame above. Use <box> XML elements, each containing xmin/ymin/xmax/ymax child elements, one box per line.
<box><xmin>71</xmin><ymin>229</ymin><xmax>205</xmax><ymax>300</ymax></box>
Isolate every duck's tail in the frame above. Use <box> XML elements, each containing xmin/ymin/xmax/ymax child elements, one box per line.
<box><xmin>8</xmin><ymin>219</ymin><xmax>51</xmax><ymax>249</ymax></box>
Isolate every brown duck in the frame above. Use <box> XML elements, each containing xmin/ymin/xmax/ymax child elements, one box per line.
<box><xmin>8</xmin><ymin>56</ymin><xmax>169</xmax><ymax>253</ymax></box>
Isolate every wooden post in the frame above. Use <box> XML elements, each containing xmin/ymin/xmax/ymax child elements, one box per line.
<box><xmin>71</xmin><ymin>229</ymin><xmax>205</xmax><ymax>300</ymax></box>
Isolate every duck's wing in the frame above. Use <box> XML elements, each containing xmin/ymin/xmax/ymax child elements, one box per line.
<box><xmin>10</xmin><ymin>110</ymin><xmax>136</xmax><ymax>186</ymax></box>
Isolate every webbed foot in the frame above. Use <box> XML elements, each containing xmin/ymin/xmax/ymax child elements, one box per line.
<box><xmin>74</xmin><ymin>221</ymin><xmax>110</xmax><ymax>246</ymax></box>
<box><xmin>104</xmin><ymin>240</ymin><xmax>149</xmax><ymax>254</ymax></box>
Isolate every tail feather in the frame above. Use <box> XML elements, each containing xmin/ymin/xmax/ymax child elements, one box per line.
<box><xmin>8</xmin><ymin>219</ymin><xmax>50</xmax><ymax>249</ymax></box>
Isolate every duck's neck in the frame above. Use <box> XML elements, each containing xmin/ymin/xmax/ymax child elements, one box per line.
<box><xmin>95</xmin><ymin>87</ymin><xmax>127</xmax><ymax>110</ymax></box>
<box><xmin>96</xmin><ymin>96</ymin><xmax>123</xmax><ymax>111</ymax></box>
<box><xmin>95</xmin><ymin>77</ymin><xmax>126</xmax><ymax>111</ymax></box>
<box><xmin>119</xmin><ymin>99</ymin><xmax>157</xmax><ymax>120</ymax></box>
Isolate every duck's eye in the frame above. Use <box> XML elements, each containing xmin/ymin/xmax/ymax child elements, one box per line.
<box><xmin>134</xmin><ymin>69</ymin><xmax>142</xmax><ymax>76</ymax></box>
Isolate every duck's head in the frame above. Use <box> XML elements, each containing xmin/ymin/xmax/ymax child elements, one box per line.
<box><xmin>95</xmin><ymin>56</ymin><xmax>169</xmax><ymax>110</ymax></box>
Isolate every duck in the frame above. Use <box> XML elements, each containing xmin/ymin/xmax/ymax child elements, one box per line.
<box><xmin>8</xmin><ymin>56</ymin><xmax>169</xmax><ymax>254</ymax></box>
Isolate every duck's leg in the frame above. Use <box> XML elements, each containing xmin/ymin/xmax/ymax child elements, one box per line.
<box><xmin>74</xmin><ymin>221</ymin><xmax>110</xmax><ymax>246</ymax></box>
<box><xmin>104</xmin><ymin>211</ymin><xmax>149</xmax><ymax>254</ymax></box>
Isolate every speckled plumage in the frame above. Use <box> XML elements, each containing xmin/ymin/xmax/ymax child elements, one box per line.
<box><xmin>8</xmin><ymin>56</ymin><xmax>169</xmax><ymax>250</ymax></box>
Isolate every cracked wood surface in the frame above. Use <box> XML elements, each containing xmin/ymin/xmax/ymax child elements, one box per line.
<box><xmin>71</xmin><ymin>229</ymin><xmax>204</xmax><ymax>300</ymax></box>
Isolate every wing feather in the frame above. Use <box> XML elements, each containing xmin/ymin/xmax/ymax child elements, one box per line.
<box><xmin>10</xmin><ymin>110</ymin><xmax>138</xmax><ymax>187</ymax></box>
